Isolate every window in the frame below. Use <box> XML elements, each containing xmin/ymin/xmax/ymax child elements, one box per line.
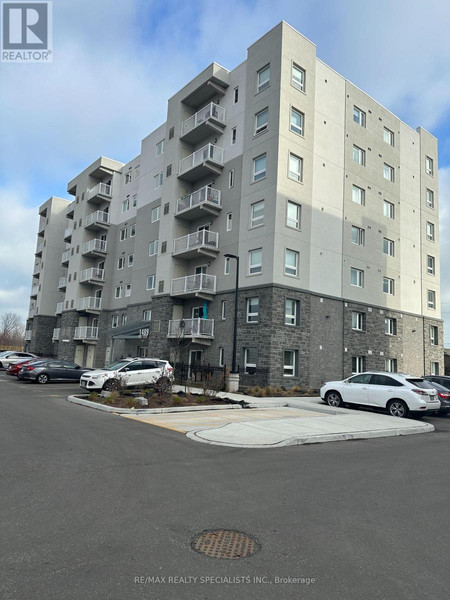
<box><xmin>290</xmin><ymin>108</ymin><xmax>304</xmax><ymax>136</ymax></box>
<box><xmin>156</xmin><ymin>139</ymin><xmax>164</xmax><ymax>156</ymax></box>
<box><xmin>251</xmin><ymin>200</ymin><xmax>264</xmax><ymax>228</ymax></box>
<box><xmin>153</xmin><ymin>172</ymin><xmax>163</xmax><ymax>189</ymax></box>
<box><xmin>352</xmin><ymin>185</ymin><xmax>365</xmax><ymax>206</ymax></box>
<box><xmin>224</xmin><ymin>256</ymin><xmax>231</xmax><ymax>275</ymax></box>
<box><xmin>229</xmin><ymin>169</ymin><xmax>235</xmax><ymax>188</ymax></box>
<box><xmin>121</xmin><ymin>314</ymin><xmax>127</xmax><ymax>326</ymax></box>
<box><xmin>115</xmin><ymin>286</ymin><xmax>122</xmax><ymax>299</ymax></box>
<box><xmin>168</xmin><ymin>127</ymin><xmax>174</xmax><ymax>140</ymax></box>
<box><xmin>428</xmin><ymin>290</ymin><xmax>436</xmax><ymax>309</ymax></box>
<box><xmin>146</xmin><ymin>275</ymin><xmax>155</xmax><ymax>290</ymax></box>
<box><xmin>288</xmin><ymin>153</ymin><xmax>303</xmax><ymax>182</ymax></box>
<box><xmin>219</xmin><ymin>348</ymin><xmax>225</xmax><ymax>367</ymax></box>
<box><xmin>124</xmin><ymin>171</ymin><xmax>132</xmax><ymax>184</ymax></box>
<box><xmin>135</xmin><ymin>165</ymin><xmax>140</xmax><ymax>177</ymax></box>
<box><xmin>253</xmin><ymin>154</ymin><xmax>267</xmax><ymax>181</ymax></box>
<box><xmin>132</xmin><ymin>195</ymin><xmax>137</xmax><ymax>207</ymax></box>
<box><xmin>431</xmin><ymin>361</ymin><xmax>439</xmax><ymax>375</ymax></box>
<box><xmin>383</xmin><ymin>238</ymin><xmax>394</xmax><ymax>256</ymax></box>
<box><xmin>385</xmin><ymin>358</ymin><xmax>398</xmax><ymax>373</ymax></box>
<box><xmin>117</xmin><ymin>257</ymin><xmax>124</xmax><ymax>270</ymax></box>
<box><xmin>120</xmin><ymin>228</ymin><xmax>127</xmax><ymax>241</ymax></box>
<box><xmin>287</xmin><ymin>200</ymin><xmax>301</xmax><ymax>229</ymax></box>
<box><xmin>284</xmin><ymin>249</ymin><xmax>299</xmax><ymax>277</ymax></box>
<box><xmin>244</xmin><ymin>347</ymin><xmax>257</xmax><ymax>373</ymax></box>
<box><xmin>143</xmin><ymin>309</ymin><xmax>151</xmax><ymax>321</ymax></box>
<box><xmin>226</xmin><ymin>213</ymin><xmax>232</xmax><ymax>231</ymax></box>
<box><xmin>285</xmin><ymin>299</ymin><xmax>299</xmax><ymax>326</ymax></box>
<box><xmin>164</xmin><ymin>203</ymin><xmax>169</xmax><ymax>215</ymax></box>
<box><xmin>255</xmin><ymin>108</ymin><xmax>268</xmax><ymax>135</ymax></box>
<box><xmin>292</xmin><ymin>63</ymin><xmax>305</xmax><ymax>91</ymax></box>
<box><xmin>166</xmin><ymin>164</ymin><xmax>172</xmax><ymax>178</ymax></box>
<box><xmin>249</xmin><ymin>248</ymin><xmax>262</xmax><ymax>275</ymax></box>
<box><xmin>231</xmin><ymin>127</ymin><xmax>237</xmax><ymax>145</ymax></box>
<box><xmin>427</xmin><ymin>255</ymin><xmax>435</xmax><ymax>275</ymax></box>
<box><xmin>352</xmin><ymin>356</ymin><xmax>366</xmax><ymax>374</ymax></box>
<box><xmin>158</xmin><ymin>280</ymin><xmax>164</xmax><ymax>293</ymax></box>
<box><xmin>233</xmin><ymin>86</ymin><xmax>239</xmax><ymax>104</ymax></box>
<box><xmin>430</xmin><ymin>325</ymin><xmax>438</xmax><ymax>346</ymax></box>
<box><xmin>130</xmin><ymin>224</ymin><xmax>136</xmax><ymax>237</ymax></box>
<box><xmin>112</xmin><ymin>315</ymin><xmax>119</xmax><ymax>328</ymax></box>
<box><xmin>128</xmin><ymin>254</ymin><xmax>134</xmax><ymax>267</ymax></box>
<box><xmin>149</xmin><ymin>240</ymin><xmax>158</xmax><ymax>256</ymax></box>
<box><xmin>385</xmin><ymin>317</ymin><xmax>397</xmax><ymax>335</ymax></box>
<box><xmin>125</xmin><ymin>284</ymin><xmax>132</xmax><ymax>297</ymax></box>
<box><xmin>383</xmin><ymin>277</ymin><xmax>395</xmax><ymax>295</ymax></box>
<box><xmin>246</xmin><ymin>297</ymin><xmax>259</xmax><ymax>323</ymax></box>
<box><xmin>383</xmin><ymin>163</ymin><xmax>395</xmax><ymax>182</ymax></box>
<box><xmin>426</xmin><ymin>189</ymin><xmax>434</xmax><ymax>208</ymax></box>
<box><xmin>257</xmin><ymin>64</ymin><xmax>270</xmax><ymax>92</ymax></box>
<box><xmin>160</xmin><ymin>241</ymin><xmax>167</xmax><ymax>254</ymax></box>
<box><xmin>352</xmin><ymin>311</ymin><xmax>366</xmax><ymax>331</ymax></box>
<box><xmin>221</xmin><ymin>300</ymin><xmax>226</xmax><ymax>320</ymax></box>
<box><xmin>426</xmin><ymin>222</ymin><xmax>435</xmax><ymax>241</ymax></box>
<box><xmin>351</xmin><ymin>226</ymin><xmax>365</xmax><ymax>246</ymax></box>
<box><xmin>122</xmin><ymin>199</ymin><xmax>129</xmax><ymax>213</ymax></box>
<box><xmin>283</xmin><ymin>350</ymin><xmax>298</xmax><ymax>377</ymax></box>
<box><xmin>383</xmin><ymin>200</ymin><xmax>395</xmax><ymax>219</ymax></box>
<box><xmin>353</xmin><ymin>106</ymin><xmax>366</xmax><ymax>127</ymax></box>
<box><xmin>384</xmin><ymin>127</ymin><xmax>394</xmax><ymax>146</ymax></box>
<box><xmin>353</xmin><ymin>145</ymin><xmax>365</xmax><ymax>166</ymax></box>
<box><xmin>350</xmin><ymin>268</ymin><xmax>364</xmax><ymax>287</ymax></box>
<box><xmin>425</xmin><ymin>156</ymin><xmax>434</xmax><ymax>176</ymax></box>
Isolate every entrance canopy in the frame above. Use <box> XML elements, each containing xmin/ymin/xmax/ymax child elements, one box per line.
<box><xmin>109</xmin><ymin>320</ymin><xmax>152</xmax><ymax>340</ymax></box>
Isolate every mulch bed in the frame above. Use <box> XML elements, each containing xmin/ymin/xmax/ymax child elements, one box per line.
<box><xmin>86</xmin><ymin>391</ymin><xmax>234</xmax><ymax>410</ymax></box>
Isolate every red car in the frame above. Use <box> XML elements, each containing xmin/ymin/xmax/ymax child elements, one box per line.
<box><xmin>6</xmin><ymin>358</ymin><xmax>45</xmax><ymax>377</ymax></box>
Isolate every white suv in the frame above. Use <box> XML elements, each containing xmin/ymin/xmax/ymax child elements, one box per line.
<box><xmin>80</xmin><ymin>358</ymin><xmax>173</xmax><ymax>391</ymax></box>
<box><xmin>321</xmin><ymin>372</ymin><xmax>441</xmax><ymax>418</ymax></box>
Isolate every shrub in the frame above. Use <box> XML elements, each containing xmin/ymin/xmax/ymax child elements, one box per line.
<box><xmin>292</xmin><ymin>385</ymin><xmax>302</xmax><ymax>394</ymax></box>
<box><xmin>264</xmin><ymin>386</ymin><xmax>274</xmax><ymax>397</ymax></box>
<box><xmin>172</xmin><ymin>395</ymin><xmax>183</xmax><ymax>406</ymax></box>
<box><xmin>88</xmin><ymin>392</ymin><xmax>99</xmax><ymax>402</ymax></box>
<box><xmin>195</xmin><ymin>395</ymin><xmax>206</xmax><ymax>404</ymax></box>
<box><xmin>126</xmin><ymin>397</ymin><xmax>138</xmax><ymax>408</ymax></box>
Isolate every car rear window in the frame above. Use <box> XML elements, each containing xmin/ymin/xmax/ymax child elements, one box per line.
<box><xmin>407</xmin><ymin>379</ymin><xmax>435</xmax><ymax>389</ymax></box>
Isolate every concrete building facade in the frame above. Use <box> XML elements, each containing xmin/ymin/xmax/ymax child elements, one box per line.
<box><xmin>25</xmin><ymin>22</ymin><xmax>443</xmax><ymax>388</ymax></box>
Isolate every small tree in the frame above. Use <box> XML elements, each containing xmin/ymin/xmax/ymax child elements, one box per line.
<box><xmin>168</xmin><ymin>320</ymin><xmax>191</xmax><ymax>366</ymax></box>
<box><xmin>0</xmin><ymin>312</ymin><xmax>25</xmax><ymax>347</ymax></box>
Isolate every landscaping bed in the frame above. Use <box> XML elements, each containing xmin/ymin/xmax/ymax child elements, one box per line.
<box><xmin>86</xmin><ymin>390</ymin><xmax>234</xmax><ymax>410</ymax></box>
<box><xmin>243</xmin><ymin>385</ymin><xmax>320</xmax><ymax>397</ymax></box>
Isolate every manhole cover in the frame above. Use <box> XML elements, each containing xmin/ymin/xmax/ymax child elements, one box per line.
<box><xmin>191</xmin><ymin>529</ymin><xmax>261</xmax><ymax>560</ymax></box>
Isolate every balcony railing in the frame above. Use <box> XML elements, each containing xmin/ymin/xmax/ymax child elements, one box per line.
<box><xmin>52</xmin><ymin>328</ymin><xmax>60</xmax><ymax>341</ymax></box>
<box><xmin>79</xmin><ymin>267</ymin><xmax>105</xmax><ymax>283</ymax></box>
<box><xmin>76</xmin><ymin>296</ymin><xmax>102</xmax><ymax>311</ymax></box>
<box><xmin>35</xmin><ymin>241</ymin><xmax>44</xmax><ymax>255</ymax></box>
<box><xmin>74</xmin><ymin>326</ymin><xmax>99</xmax><ymax>340</ymax></box>
<box><xmin>173</xmin><ymin>229</ymin><xmax>219</xmax><ymax>256</ymax></box>
<box><xmin>179</xmin><ymin>143</ymin><xmax>224</xmax><ymax>179</ymax></box>
<box><xmin>64</xmin><ymin>226</ymin><xmax>73</xmax><ymax>240</ymax></box>
<box><xmin>25</xmin><ymin>330</ymin><xmax>32</xmax><ymax>341</ymax></box>
<box><xmin>66</xmin><ymin>201</ymin><xmax>75</xmax><ymax>218</ymax></box>
<box><xmin>85</xmin><ymin>210</ymin><xmax>109</xmax><ymax>229</ymax></box>
<box><xmin>82</xmin><ymin>238</ymin><xmax>107</xmax><ymax>255</ymax></box>
<box><xmin>38</xmin><ymin>221</ymin><xmax>46</xmax><ymax>234</ymax></box>
<box><xmin>180</xmin><ymin>103</ymin><xmax>226</xmax><ymax>141</ymax></box>
<box><xmin>171</xmin><ymin>273</ymin><xmax>216</xmax><ymax>297</ymax></box>
<box><xmin>58</xmin><ymin>276</ymin><xmax>67</xmax><ymax>289</ymax></box>
<box><xmin>176</xmin><ymin>186</ymin><xmax>221</xmax><ymax>216</ymax></box>
<box><xmin>168</xmin><ymin>318</ymin><xmax>214</xmax><ymax>339</ymax></box>
<box><xmin>31</xmin><ymin>285</ymin><xmax>39</xmax><ymax>296</ymax></box>
<box><xmin>61</xmin><ymin>250</ymin><xmax>71</xmax><ymax>264</ymax></box>
<box><xmin>33</xmin><ymin>264</ymin><xmax>41</xmax><ymax>276</ymax></box>
<box><xmin>55</xmin><ymin>302</ymin><xmax>64</xmax><ymax>314</ymax></box>
<box><xmin>87</xmin><ymin>182</ymin><xmax>112</xmax><ymax>203</ymax></box>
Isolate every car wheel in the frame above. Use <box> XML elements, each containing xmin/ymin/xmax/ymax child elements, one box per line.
<box><xmin>387</xmin><ymin>399</ymin><xmax>409</xmax><ymax>418</ymax></box>
<box><xmin>325</xmin><ymin>391</ymin><xmax>343</xmax><ymax>408</ymax></box>
<box><xmin>37</xmin><ymin>373</ymin><xmax>49</xmax><ymax>384</ymax></box>
<box><xmin>103</xmin><ymin>379</ymin><xmax>119</xmax><ymax>391</ymax></box>
<box><xmin>0</xmin><ymin>362</ymin><xmax>3</xmax><ymax>368</ymax></box>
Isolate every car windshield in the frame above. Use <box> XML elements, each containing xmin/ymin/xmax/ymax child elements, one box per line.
<box><xmin>406</xmin><ymin>379</ymin><xmax>435</xmax><ymax>389</ymax></box>
<box><xmin>105</xmin><ymin>361</ymin><xmax>130</xmax><ymax>371</ymax></box>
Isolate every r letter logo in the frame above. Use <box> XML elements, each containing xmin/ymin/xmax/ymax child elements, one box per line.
<box><xmin>1</xmin><ymin>1</ymin><xmax>52</xmax><ymax>62</ymax></box>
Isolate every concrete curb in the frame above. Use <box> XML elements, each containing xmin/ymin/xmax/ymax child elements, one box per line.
<box><xmin>66</xmin><ymin>395</ymin><xmax>243</xmax><ymax>415</ymax></box>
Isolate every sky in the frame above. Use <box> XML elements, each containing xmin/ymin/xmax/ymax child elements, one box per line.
<box><xmin>1</xmin><ymin>0</ymin><xmax>450</xmax><ymax>342</ymax></box>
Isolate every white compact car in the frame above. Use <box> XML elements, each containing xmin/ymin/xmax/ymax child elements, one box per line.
<box><xmin>0</xmin><ymin>351</ymin><xmax>37</xmax><ymax>369</ymax></box>
<box><xmin>79</xmin><ymin>358</ymin><xmax>173</xmax><ymax>391</ymax></box>
<box><xmin>321</xmin><ymin>372</ymin><xmax>441</xmax><ymax>418</ymax></box>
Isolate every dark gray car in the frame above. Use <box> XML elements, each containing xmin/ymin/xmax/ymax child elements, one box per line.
<box><xmin>18</xmin><ymin>360</ymin><xmax>92</xmax><ymax>384</ymax></box>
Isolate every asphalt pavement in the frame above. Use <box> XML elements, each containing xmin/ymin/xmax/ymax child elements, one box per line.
<box><xmin>1</xmin><ymin>371</ymin><xmax>449</xmax><ymax>600</ymax></box>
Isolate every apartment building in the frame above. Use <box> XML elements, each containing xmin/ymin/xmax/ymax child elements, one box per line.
<box><xmin>25</xmin><ymin>22</ymin><xmax>443</xmax><ymax>388</ymax></box>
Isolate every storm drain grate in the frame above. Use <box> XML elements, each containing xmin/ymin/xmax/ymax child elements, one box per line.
<box><xmin>191</xmin><ymin>529</ymin><xmax>261</xmax><ymax>560</ymax></box>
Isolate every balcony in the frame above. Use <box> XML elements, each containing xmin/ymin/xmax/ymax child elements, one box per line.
<box><xmin>28</xmin><ymin>308</ymin><xmax>35</xmax><ymax>318</ymax></box>
<box><xmin>66</xmin><ymin>201</ymin><xmax>75</xmax><ymax>219</ymax></box>
<box><xmin>38</xmin><ymin>221</ymin><xmax>46</xmax><ymax>236</ymax></box>
<box><xmin>30</xmin><ymin>284</ymin><xmax>39</xmax><ymax>297</ymax></box>
<box><xmin>76</xmin><ymin>296</ymin><xmax>102</xmax><ymax>313</ymax></box>
<box><xmin>35</xmin><ymin>241</ymin><xmax>44</xmax><ymax>256</ymax></box>
<box><xmin>178</xmin><ymin>144</ymin><xmax>224</xmax><ymax>182</ymax></box>
<box><xmin>171</xmin><ymin>274</ymin><xmax>216</xmax><ymax>299</ymax></box>
<box><xmin>180</xmin><ymin>103</ymin><xmax>226</xmax><ymax>145</ymax></box>
<box><xmin>181</xmin><ymin>66</ymin><xmax>229</xmax><ymax>109</ymax></box>
<box><xmin>58</xmin><ymin>276</ymin><xmax>67</xmax><ymax>290</ymax></box>
<box><xmin>173</xmin><ymin>229</ymin><xmax>219</xmax><ymax>259</ymax></box>
<box><xmin>55</xmin><ymin>302</ymin><xmax>64</xmax><ymax>315</ymax></box>
<box><xmin>82</xmin><ymin>238</ymin><xmax>107</xmax><ymax>257</ymax></box>
<box><xmin>25</xmin><ymin>330</ymin><xmax>32</xmax><ymax>341</ymax></box>
<box><xmin>87</xmin><ymin>182</ymin><xmax>112</xmax><ymax>205</ymax></box>
<box><xmin>85</xmin><ymin>210</ymin><xmax>109</xmax><ymax>231</ymax></box>
<box><xmin>80</xmin><ymin>267</ymin><xmax>105</xmax><ymax>285</ymax></box>
<box><xmin>52</xmin><ymin>328</ymin><xmax>60</xmax><ymax>341</ymax></box>
<box><xmin>73</xmin><ymin>326</ymin><xmax>99</xmax><ymax>342</ymax></box>
<box><xmin>33</xmin><ymin>264</ymin><xmax>41</xmax><ymax>276</ymax></box>
<box><xmin>168</xmin><ymin>318</ymin><xmax>214</xmax><ymax>345</ymax></box>
<box><xmin>176</xmin><ymin>186</ymin><xmax>221</xmax><ymax>220</ymax></box>
<box><xmin>64</xmin><ymin>226</ymin><xmax>73</xmax><ymax>241</ymax></box>
<box><xmin>61</xmin><ymin>250</ymin><xmax>71</xmax><ymax>265</ymax></box>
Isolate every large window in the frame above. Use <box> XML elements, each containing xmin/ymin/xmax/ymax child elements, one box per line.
<box><xmin>149</xmin><ymin>240</ymin><xmax>159</xmax><ymax>256</ymax></box>
<box><xmin>353</xmin><ymin>106</ymin><xmax>366</xmax><ymax>127</ymax></box>
<box><xmin>120</xmin><ymin>228</ymin><xmax>128</xmax><ymax>241</ymax></box>
<box><xmin>250</xmin><ymin>200</ymin><xmax>264</xmax><ymax>228</ymax></box>
<box><xmin>284</xmin><ymin>249</ymin><xmax>299</xmax><ymax>277</ymax></box>
<box><xmin>151</xmin><ymin>206</ymin><xmax>160</xmax><ymax>222</ymax></box>
<box><xmin>257</xmin><ymin>64</ymin><xmax>270</xmax><ymax>92</ymax></box>
<box><xmin>351</xmin><ymin>226</ymin><xmax>365</xmax><ymax>246</ymax></box>
<box><xmin>431</xmin><ymin>361</ymin><xmax>439</xmax><ymax>375</ymax></box>
<box><xmin>246</xmin><ymin>297</ymin><xmax>259</xmax><ymax>323</ymax></box>
<box><xmin>352</xmin><ymin>311</ymin><xmax>366</xmax><ymax>332</ymax></box>
<box><xmin>125</xmin><ymin>284</ymin><xmax>132</xmax><ymax>297</ymax></box>
<box><xmin>385</xmin><ymin>317</ymin><xmax>397</xmax><ymax>336</ymax></box>
<box><xmin>122</xmin><ymin>199</ymin><xmax>129</xmax><ymax>213</ymax></box>
<box><xmin>112</xmin><ymin>315</ymin><xmax>119</xmax><ymax>328</ymax></box>
<box><xmin>130</xmin><ymin>224</ymin><xmax>136</xmax><ymax>237</ymax></box>
<box><xmin>224</xmin><ymin>256</ymin><xmax>231</xmax><ymax>275</ymax></box>
<box><xmin>425</xmin><ymin>156</ymin><xmax>434</xmax><ymax>176</ymax></box>
<box><xmin>383</xmin><ymin>163</ymin><xmax>395</xmax><ymax>182</ymax></box>
<box><xmin>285</xmin><ymin>299</ymin><xmax>299</xmax><ymax>326</ymax></box>
<box><xmin>353</xmin><ymin>145</ymin><xmax>365</xmax><ymax>166</ymax></box>
<box><xmin>384</xmin><ymin>127</ymin><xmax>394</xmax><ymax>146</ymax></box>
<box><xmin>156</xmin><ymin>139</ymin><xmax>164</xmax><ymax>156</ymax></box>
<box><xmin>283</xmin><ymin>350</ymin><xmax>298</xmax><ymax>377</ymax></box>
<box><xmin>350</xmin><ymin>268</ymin><xmax>364</xmax><ymax>287</ymax></box>
<box><xmin>428</xmin><ymin>290</ymin><xmax>436</xmax><ymax>309</ymax></box>
<box><xmin>244</xmin><ymin>347</ymin><xmax>257</xmax><ymax>373</ymax></box>
<box><xmin>287</xmin><ymin>200</ymin><xmax>301</xmax><ymax>229</ymax></box>
<box><xmin>383</xmin><ymin>277</ymin><xmax>395</xmax><ymax>295</ymax></box>
<box><xmin>427</xmin><ymin>255</ymin><xmax>435</xmax><ymax>275</ymax></box>
<box><xmin>430</xmin><ymin>325</ymin><xmax>438</xmax><ymax>346</ymax></box>
<box><xmin>255</xmin><ymin>108</ymin><xmax>268</xmax><ymax>135</ymax></box>
<box><xmin>383</xmin><ymin>238</ymin><xmax>395</xmax><ymax>256</ymax></box>
<box><xmin>143</xmin><ymin>309</ymin><xmax>151</xmax><ymax>321</ymax></box>
<box><xmin>253</xmin><ymin>154</ymin><xmax>267</xmax><ymax>182</ymax></box>
<box><xmin>115</xmin><ymin>286</ymin><xmax>122</xmax><ymax>299</ymax></box>
<box><xmin>117</xmin><ymin>257</ymin><xmax>124</xmax><ymax>270</ymax></box>
<box><xmin>290</xmin><ymin>108</ymin><xmax>304</xmax><ymax>136</ymax></box>
<box><xmin>427</xmin><ymin>222</ymin><xmax>435</xmax><ymax>241</ymax></box>
<box><xmin>146</xmin><ymin>275</ymin><xmax>155</xmax><ymax>290</ymax></box>
<box><xmin>352</xmin><ymin>356</ymin><xmax>366</xmax><ymax>374</ymax></box>
<box><xmin>292</xmin><ymin>63</ymin><xmax>305</xmax><ymax>91</ymax></box>
<box><xmin>249</xmin><ymin>249</ymin><xmax>262</xmax><ymax>275</ymax></box>
<box><xmin>426</xmin><ymin>189</ymin><xmax>434</xmax><ymax>208</ymax></box>
<box><xmin>385</xmin><ymin>358</ymin><xmax>398</xmax><ymax>373</ymax></box>
<box><xmin>383</xmin><ymin>200</ymin><xmax>395</xmax><ymax>219</ymax></box>
<box><xmin>288</xmin><ymin>153</ymin><xmax>303</xmax><ymax>182</ymax></box>
<box><xmin>153</xmin><ymin>172</ymin><xmax>163</xmax><ymax>189</ymax></box>
<box><xmin>352</xmin><ymin>185</ymin><xmax>365</xmax><ymax>206</ymax></box>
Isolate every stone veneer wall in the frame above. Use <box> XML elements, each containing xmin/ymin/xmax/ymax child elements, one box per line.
<box><xmin>28</xmin><ymin>314</ymin><xmax>57</xmax><ymax>357</ymax></box>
